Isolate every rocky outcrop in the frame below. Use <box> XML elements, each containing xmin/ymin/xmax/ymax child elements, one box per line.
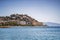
<box><xmin>0</xmin><ymin>14</ymin><xmax>44</xmax><ymax>27</ymax></box>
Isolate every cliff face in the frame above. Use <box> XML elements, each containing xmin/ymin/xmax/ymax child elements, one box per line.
<box><xmin>32</xmin><ymin>20</ymin><xmax>43</xmax><ymax>26</ymax></box>
<box><xmin>0</xmin><ymin>14</ymin><xmax>44</xmax><ymax>26</ymax></box>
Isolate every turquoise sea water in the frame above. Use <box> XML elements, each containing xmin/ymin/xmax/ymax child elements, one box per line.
<box><xmin>0</xmin><ymin>26</ymin><xmax>60</xmax><ymax>40</ymax></box>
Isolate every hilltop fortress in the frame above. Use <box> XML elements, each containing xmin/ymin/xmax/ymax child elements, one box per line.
<box><xmin>0</xmin><ymin>14</ymin><xmax>44</xmax><ymax>27</ymax></box>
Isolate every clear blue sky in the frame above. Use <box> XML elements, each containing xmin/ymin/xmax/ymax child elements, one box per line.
<box><xmin>0</xmin><ymin>0</ymin><xmax>60</xmax><ymax>24</ymax></box>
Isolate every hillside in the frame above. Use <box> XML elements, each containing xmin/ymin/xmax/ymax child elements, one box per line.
<box><xmin>0</xmin><ymin>14</ymin><xmax>44</xmax><ymax>27</ymax></box>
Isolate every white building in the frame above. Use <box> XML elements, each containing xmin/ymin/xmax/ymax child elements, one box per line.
<box><xmin>20</xmin><ymin>21</ymin><xmax>26</xmax><ymax>25</ymax></box>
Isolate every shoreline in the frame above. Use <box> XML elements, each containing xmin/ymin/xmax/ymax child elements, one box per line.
<box><xmin>0</xmin><ymin>25</ymin><xmax>46</xmax><ymax>28</ymax></box>
<box><xmin>0</xmin><ymin>26</ymin><xmax>11</xmax><ymax>28</ymax></box>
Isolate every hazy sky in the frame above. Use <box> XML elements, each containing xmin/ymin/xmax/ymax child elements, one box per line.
<box><xmin>0</xmin><ymin>0</ymin><xmax>60</xmax><ymax>24</ymax></box>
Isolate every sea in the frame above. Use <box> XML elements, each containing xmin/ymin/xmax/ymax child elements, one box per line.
<box><xmin>0</xmin><ymin>26</ymin><xmax>60</xmax><ymax>40</ymax></box>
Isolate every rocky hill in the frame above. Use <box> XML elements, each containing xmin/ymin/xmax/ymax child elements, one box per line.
<box><xmin>0</xmin><ymin>14</ymin><xmax>44</xmax><ymax>27</ymax></box>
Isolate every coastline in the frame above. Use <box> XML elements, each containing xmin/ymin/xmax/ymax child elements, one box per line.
<box><xmin>0</xmin><ymin>26</ymin><xmax>11</xmax><ymax>28</ymax></box>
<box><xmin>0</xmin><ymin>25</ymin><xmax>47</xmax><ymax>28</ymax></box>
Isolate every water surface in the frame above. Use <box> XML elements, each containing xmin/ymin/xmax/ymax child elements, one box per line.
<box><xmin>0</xmin><ymin>26</ymin><xmax>60</xmax><ymax>40</ymax></box>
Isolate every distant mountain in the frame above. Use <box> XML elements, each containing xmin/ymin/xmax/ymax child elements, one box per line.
<box><xmin>44</xmin><ymin>22</ymin><xmax>60</xmax><ymax>26</ymax></box>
